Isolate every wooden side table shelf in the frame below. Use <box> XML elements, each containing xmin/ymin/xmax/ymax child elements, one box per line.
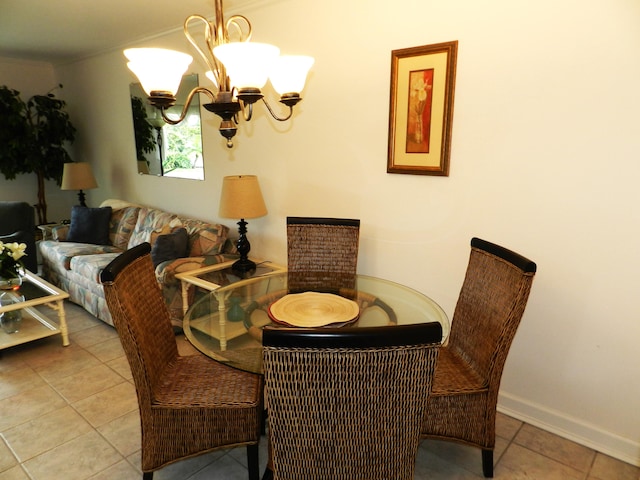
<box><xmin>176</xmin><ymin>259</ymin><xmax>285</xmax><ymax>350</ymax></box>
<box><xmin>0</xmin><ymin>270</ymin><xmax>69</xmax><ymax>350</ymax></box>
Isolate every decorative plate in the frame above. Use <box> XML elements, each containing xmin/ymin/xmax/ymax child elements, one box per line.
<box><xmin>268</xmin><ymin>292</ymin><xmax>360</xmax><ymax>327</ymax></box>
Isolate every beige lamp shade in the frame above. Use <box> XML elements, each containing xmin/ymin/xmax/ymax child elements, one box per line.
<box><xmin>219</xmin><ymin>175</ymin><xmax>267</xmax><ymax>220</ymax></box>
<box><xmin>61</xmin><ymin>162</ymin><xmax>98</xmax><ymax>191</ymax></box>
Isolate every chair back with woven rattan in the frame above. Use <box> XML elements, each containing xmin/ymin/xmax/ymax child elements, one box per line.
<box><xmin>448</xmin><ymin>237</ymin><xmax>536</xmax><ymax>388</ymax></box>
<box><xmin>421</xmin><ymin>237</ymin><xmax>536</xmax><ymax>478</ymax></box>
<box><xmin>100</xmin><ymin>242</ymin><xmax>177</xmax><ymax>410</ymax></box>
<box><xmin>263</xmin><ymin>323</ymin><xmax>442</xmax><ymax>480</ymax></box>
<box><xmin>286</xmin><ymin>216</ymin><xmax>360</xmax><ymax>293</ymax></box>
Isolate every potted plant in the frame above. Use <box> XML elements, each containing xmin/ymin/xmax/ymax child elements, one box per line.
<box><xmin>0</xmin><ymin>85</ymin><xmax>76</xmax><ymax>224</ymax></box>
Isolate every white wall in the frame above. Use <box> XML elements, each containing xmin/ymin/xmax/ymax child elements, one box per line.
<box><xmin>0</xmin><ymin>56</ymin><xmax>77</xmax><ymax>222</ymax></box>
<box><xmin>48</xmin><ymin>0</ymin><xmax>640</xmax><ymax>465</ymax></box>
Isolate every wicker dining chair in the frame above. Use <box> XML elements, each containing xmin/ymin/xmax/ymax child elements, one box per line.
<box><xmin>262</xmin><ymin>322</ymin><xmax>443</xmax><ymax>480</ymax></box>
<box><xmin>420</xmin><ymin>237</ymin><xmax>537</xmax><ymax>477</ymax></box>
<box><xmin>286</xmin><ymin>216</ymin><xmax>360</xmax><ymax>293</ymax></box>
<box><xmin>100</xmin><ymin>243</ymin><xmax>264</xmax><ymax>480</ymax></box>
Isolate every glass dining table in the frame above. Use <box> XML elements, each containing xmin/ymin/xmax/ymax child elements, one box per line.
<box><xmin>183</xmin><ymin>271</ymin><xmax>450</xmax><ymax>374</ymax></box>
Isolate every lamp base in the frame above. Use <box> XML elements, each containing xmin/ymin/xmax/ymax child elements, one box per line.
<box><xmin>231</xmin><ymin>257</ymin><xmax>257</xmax><ymax>277</ymax></box>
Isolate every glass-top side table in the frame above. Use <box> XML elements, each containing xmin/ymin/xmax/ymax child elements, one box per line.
<box><xmin>0</xmin><ymin>270</ymin><xmax>70</xmax><ymax>350</ymax></box>
<box><xmin>175</xmin><ymin>259</ymin><xmax>285</xmax><ymax>349</ymax></box>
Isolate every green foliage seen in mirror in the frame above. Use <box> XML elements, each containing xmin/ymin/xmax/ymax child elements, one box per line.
<box><xmin>130</xmin><ymin>74</ymin><xmax>204</xmax><ymax>180</ymax></box>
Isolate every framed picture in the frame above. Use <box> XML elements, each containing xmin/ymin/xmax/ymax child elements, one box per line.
<box><xmin>387</xmin><ymin>41</ymin><xmax>458</xmax><ymax>176</ymax></box>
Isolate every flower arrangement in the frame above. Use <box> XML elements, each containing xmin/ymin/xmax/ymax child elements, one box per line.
<box><xmin>0</xmin><ymin>241</ymin><xmax>27</xmax><ymax>280</ymax></box>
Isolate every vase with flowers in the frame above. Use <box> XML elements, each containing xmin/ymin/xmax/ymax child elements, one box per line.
<box><xmin>0</xmin><ymin>241</ymin><xmax>27</xmax><ymax>290</ymax></box>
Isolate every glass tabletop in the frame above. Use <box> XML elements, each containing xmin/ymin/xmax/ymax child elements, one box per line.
<box><xmin>0</xmin><ymin>270</ymin><xmax>69</xmax><ymax>312</ymax></box>
<box><xmin>183</xmin><ymin>271</ymin><xmax>450</xmax><ymax>374</ymax></box>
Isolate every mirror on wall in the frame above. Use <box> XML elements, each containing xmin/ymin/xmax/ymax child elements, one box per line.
<box><xmin>130</xmin><ymin>74</ymin><xmax>204</xmax><ymax>180</ymax></box>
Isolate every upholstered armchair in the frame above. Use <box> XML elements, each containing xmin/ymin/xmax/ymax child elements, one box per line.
<box><xmin>0</xmin><ymin>201</ymin><xmax>38</xmax><ymax>273</ymax></box>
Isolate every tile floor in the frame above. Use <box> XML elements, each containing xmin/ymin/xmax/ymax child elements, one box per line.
<box><xmin>1</xmin><ymin>302</ymin><xmax>638</xmax><ymax>480</ymax></box>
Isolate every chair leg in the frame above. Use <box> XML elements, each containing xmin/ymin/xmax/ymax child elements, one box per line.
<box><xmin>142</xmin><ymin>472</ymin><xmax>153</xmax><ymax>480</ymax></box>
<box><xmin>261</xmin><ymin>467</ymin><xmax>274</xmax><ymax>480</ymax></box>
<box><xmin>247</xmin><ymin>444</ymin><xmax>260</xmax><ymax>480</ymax></box>
<box><xmin>482</xmin><ymin>449</ymin><xmax>494</xmax><ymax>477</ymax></box>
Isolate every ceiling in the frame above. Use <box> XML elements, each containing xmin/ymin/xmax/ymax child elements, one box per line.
<box><xmin>0</xmin><ymin>0</ymin><xmax>254</xmax><ymax>64</ymax></box>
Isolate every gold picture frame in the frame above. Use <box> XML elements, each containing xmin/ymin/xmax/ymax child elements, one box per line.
<box><xmin>387</xmin><ymin>41</ymin><xmax>458</xmax><ymax>176</ymax></box>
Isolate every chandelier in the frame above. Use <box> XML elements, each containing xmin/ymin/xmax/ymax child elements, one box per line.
<box><xmin>124</xmin><ymin>0</ymin><xmax>314</xmax><ymax>148</ymax></box>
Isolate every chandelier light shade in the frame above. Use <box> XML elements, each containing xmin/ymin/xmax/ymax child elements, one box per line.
<box><xmin>125</xmin><ymin>48</ymin><xmax>193</xmax><ymax>98</ymax></box>
<box><xmin>124</xmin><ymin>0</ymin><xmax>314</xmax><ymax>148</ymax></box>
<box><xmin>269</xmin><ymin>55</ymin><xmax>316</xmax><ymax>96</ymax></box>
<box><xmin>61</xmin><ymin>162</ymin><xmax>98</xmax><ymax>207</ymax></box>
<box><xmin>219</xmin><ymin>175</ymin><xmax>267</xmax><ymax>274</ymax></box>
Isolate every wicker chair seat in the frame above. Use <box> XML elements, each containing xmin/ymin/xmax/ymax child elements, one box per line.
<box><xmin>431</xmin><ymin>347</ymin><xmax>487</xmax><ymax>394</ymax></box>
<box><xmin>153</xmin><ymin>355</ymin><xmax>261</xmax><ymax>407</ymax></box>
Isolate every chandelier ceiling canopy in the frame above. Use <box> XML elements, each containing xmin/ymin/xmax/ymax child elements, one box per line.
<box><xmin>125</xmin><ymin>0</ymin><xmax>314</xmax><ymax>148</ymax></box>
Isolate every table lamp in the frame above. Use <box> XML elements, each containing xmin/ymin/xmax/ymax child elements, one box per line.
<box><xmin>61</xmin><ymin>162</ymin><xmax>98</xmax><ymax>207</ymax></box>
<box><xmin>219</xmin><ymin>175</ymin><xmax>267</xmax><ymax>274</ymax></box>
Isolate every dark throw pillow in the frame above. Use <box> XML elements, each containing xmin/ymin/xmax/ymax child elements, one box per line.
<box><xmin>151</xmin><ymin>228</ymin><xmax>189</xmax><ymax>267</ymax></box>
<box><xmin>66</xmin><ymin>206</ymin><xmax>112</xmax><ymax>245</ymax></box>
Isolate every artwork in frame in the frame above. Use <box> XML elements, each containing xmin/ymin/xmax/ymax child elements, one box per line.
<box><xmin>387</xmin><ymin>41</ymin><xmax>458</xmax><ymax>176</ymax></box>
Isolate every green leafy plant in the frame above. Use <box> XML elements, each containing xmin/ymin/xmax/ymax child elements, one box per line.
<box><xmin>130</xmin><ymin>95</ymin><xmax>156</xmax><ymax>164</ymax></box>
<box><xmin>0</xmin><ymin>85</ymin><xmax>76</xmax><ymax>224</ymax></box>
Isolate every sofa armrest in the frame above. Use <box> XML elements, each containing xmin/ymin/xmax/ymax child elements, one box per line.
<box><xmin>52</xmin><ymin>225</ymin><xmax>69</xmax><ymax>241</ymax></box>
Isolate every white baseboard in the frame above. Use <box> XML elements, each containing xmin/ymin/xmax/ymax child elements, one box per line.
<box><xmin>498</xmin><ymin>391</ymin><xmax>640</xmax><ymax>467</ymax></box>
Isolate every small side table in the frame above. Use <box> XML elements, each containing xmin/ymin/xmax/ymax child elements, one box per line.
<box><xmin>37</xmin><ymin>223</ymin><xmax>64</xmax><ymax>241</ymax></box>
<box><xmin>176</xmin><ymin>259</ymin><xmax>285</xmax><ymax>350</ymax></box>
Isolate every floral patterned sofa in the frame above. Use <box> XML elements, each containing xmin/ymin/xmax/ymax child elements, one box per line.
<box><xmin>39</xmin><ymin>199</ymin><xmax>238</xmax><ymax>329</ymax></box>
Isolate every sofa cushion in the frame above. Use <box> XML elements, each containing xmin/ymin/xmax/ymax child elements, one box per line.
<box><xmin>109</xmin><ymin>206</ymin><xmax>140</xmax><ymax>250</ymax></box>
<box><xmin>40</xmin><ymin>240</ymin><xmax>122</xmax><ymax>270</ymax></box>
<box><xmin>127</xmin><ymin>208</ymin><xmax>179</xmax><ymax>249</ymax></box>
<box><xmin>67</xmin><ymin>206</ymin><xmax>112</xmax><ymax>245</ymax></box>
<box><xmin>151</xmin><ymin>228</ymin><xmax>189</xmax><ymax>267</ymax></box>
<box><xmin>70</xmin><ymin>252</ymin><xmax>121</xmax><ymax>283</ymax></box>
<box><xmin>181</xmin><ymin>219</ymin><xmax>229</xmax><ymax>256</ymax></box>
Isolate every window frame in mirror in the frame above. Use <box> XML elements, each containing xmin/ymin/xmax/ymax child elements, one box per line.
<box><xmin>130</xmin><ymin>74</ymin><xmax>205</xmax><ymax>180</ymax></box>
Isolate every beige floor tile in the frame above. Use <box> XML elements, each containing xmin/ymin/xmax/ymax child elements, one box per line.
<box><xmin>0</xmin><ymin>350</ymin><xmax>29</xmax><ymax>374</ymax></box>
<box><xmin>0</xmin><ymin>465</ymin><xmax>30</xmax><ymax>480</ymax></box>
<box><xmin>70</xmin><ymin>323</ymin><xmax>118</xmax><ymax>349</ymax></box>
<box><xmin>86</xmin><ymin>459</ymin><xmax>139</xmax><ymax>480</ymax></box>
<box><xmin>515</xmin><ymin>423</ymin><xmax>595</xmax><ymax>473</ymax></box>
<box><xmin>72</xmin><ymin>381</ymin><xmax>138</xmax><ymax>428</ymax></box>
<box><xmin>154</xmin><ymin>450</ymin><xmax>230</xmax><ymax>480</ymax></box>
<box><xmin>84</xmin><ymin>336</ymin><xmax>124</xmax><ymax>363</ymax></box>
<box><xmin>414</xmin><ymin>444</ymin><xmax>483</xmax><ymax>479</ymax></box>
<box><xmin>48</xmin><ymin>363</ymin><xmax>125</xmax><ymax>403</ymax></box>
<box><xmin>496</xmin><ymin>411</ymin><xmax>523</xmax><ymax>440</ymax></box>
<box><xmin>418</xmin><ymin>436</ymin><xmax>509</xmax><ymax>477</ymax></box>
<box><xmin>2</xmin><ymin>406</ymin><xmax>92</xmax><ymax>462</ymax></box>
<box><xmin>27</xmin><ymin>345</ymin><xmax>102</xmax><ymax>382</ymax></box>
<box><xmin>497</xmin><ymin>443</ymin><xmax>585</xmax><ymax>479</ymax></box>
<box><xmin>63</xmin><ymin>305</ymin><xmax>105</xmax><ymax>333</ymax></box>
<box><xmin>0</xmin><ymin>366</ymin><xmax>46</xmax><ymax>401</ymax></box>
<box><xmin>105</xmin><ymin>355</ymin><xmax>133</xmax><ymax>381</ymax></box>
<box><xmin>97</xmin><ymin>409</ymin><xmax>141</xmax><ymax>457</ymax></box>
<box><xmin>0</xmin><ymin>438</ymin><xmax>18</xmax><ymax>473</ymax></box>
<box><xmin>22</xmin><ymin>430</ymin><xmax>122</xmax><ymax>480</ymax></box>
<box><xmin>0</xmin><ymin>384</ymin><xmax>67</xmax><ymax>431</ymax></box>
<box><xmin>588</xmin><ymin>452</ymin><xmax>640</xmax><ymax>480</ymax></box>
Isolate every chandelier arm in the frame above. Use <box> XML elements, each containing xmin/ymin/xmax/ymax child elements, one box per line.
<box><xmin>184</xmin><ymin>15</ymin><xmax>218</xmax><ymax>74</ymax></box>
<box><xmin>260</xmin><ymin>98</ymin><xmax>294</xmax><ymax>122</ymax></box>
<box><xmin>160</xmin><ymin>87</ymin><xmax>216</xmax><ymax>125</ymax></box>
<box><xmin>226</xmin><ymin>15</ymin><xmax>252</xmax><ymax>42</ymax></box>
<box><xmin>239</xmin><ymin>101</ymin><xmax>254</xmax><ymax>121</ymax></box>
